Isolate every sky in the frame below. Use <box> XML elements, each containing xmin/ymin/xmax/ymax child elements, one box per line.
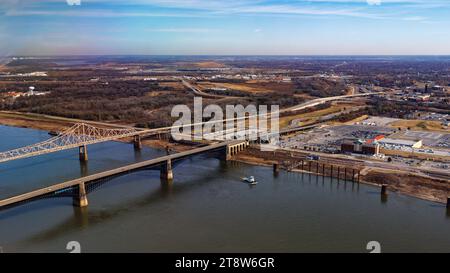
<box><xmin>1</xmin><ymin>0</ymin><xmax>450</xmax><ymax>56</ymax></box>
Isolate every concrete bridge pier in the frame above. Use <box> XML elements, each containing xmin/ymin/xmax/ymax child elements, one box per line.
<box><xmin>134</xmin><ymin>135</ymin><xmax>142</xmax><ymax>150</ymax></box>
<box><xmin>73</xmin><ymin>182</ymin><xmax>88</xmax><ymax>207</ymax></box>
<box><xmin>447</xmin><ymin>196</ymin><xmax>450</xmax><ymax>218</ymax></box>
<box><xmin>381</xmin><ymin>184</ymin><xmax>388</xmax><ymax>195</ymax></box>
<box><xmin>79</xmin><ymin>145</ymin><xmax>88</xmax><ymax>162</ymax></box>
<box><xmin>73</xmin><ymin>206</ymin><xmax>89</xmax><ymax>227</ymax></box>
<box><xmin>226</xmin><ymin>146</ymin><xmax>232</xmax><ymax>161</ymax></box>
<box><xmin>226</xmin><ymin>141</ymin><xmax>248</xmax><ymax>160</ymax></box>
<box><xmin>273</xmin><ymin>163</ymin><xmax>280</xmax><ymax>177</ymax></box>
<box><xmin>160</xmin><ymin>159</ymin><xmax>173</xmax><ymax>181</ymax></box>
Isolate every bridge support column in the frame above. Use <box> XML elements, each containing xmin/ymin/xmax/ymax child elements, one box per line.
<box><xmin>160</xmin><ymin>159</ymin><xmax>173</xmax><ymax>181</ymax></box>
<box><xmin>79</xmin><ymin>145</ymin><xmax>88</xmax><ymax>162</ymax></box>
<box><xmin>447</xmin><ymin>196</ymin><xmax>450</xmax><ymax>218</ymax></box>
<box><xmin>134</xmin><ymin>135</ymin><xmax>142</xmax><ymax>150</ymax></box>
<box><xmin>73</xmin><ymin>182</ymin><xmax>88</xmax><ymax>207</ymax></box>
<box><xmin>273</xmin><ymin>163</ymin><xmax>280</xmax><ymax>174</ymax></box>
<box><xmin>226</xmin><ymin>145</ymin><xmax>232</xmax><ymax>160</ymax></box>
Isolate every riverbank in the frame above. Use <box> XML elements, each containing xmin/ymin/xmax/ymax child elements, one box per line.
<box><xmin>0</xmin><ymin>111</ymin><xmax>137</xmax><ymax>131</ymax></box>
<box><xmin>233</xmin><ymin>148</ymin><xmax>450</xmax><ymax>204</ymax></box>
<box><xmin>0</xmin><ymin>111</ymin><xmax>72</xmax><ymax>132</ymax></box>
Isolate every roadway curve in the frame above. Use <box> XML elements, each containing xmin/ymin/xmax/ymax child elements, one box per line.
<box><xmin>181</xmin><ymin>80</ymin><xmax>231</xmax><ymax>99</ymax></box>
<box><xmin>286</xmin><ymin>93</ymin><xmax>378</xmax><ymax>112</ymax></box>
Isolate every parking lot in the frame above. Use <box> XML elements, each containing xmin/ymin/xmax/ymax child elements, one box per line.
<box><xmin>280</xmin><ymin>123</ymin><xmax>450</xmax><ymax>158</ymax></box>
<box><xmin>279</xmin><ymin>124</ymin><xmax>396</xmax><ymax>151</ymax></box>
<box><xmin>400</xmin><ymin>130</ymin><xmax>450</xmax><ymax>148</ymax></box>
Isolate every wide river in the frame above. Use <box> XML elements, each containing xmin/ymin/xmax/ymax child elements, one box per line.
<box><xmin>0</xmin><ymin>125</ymin><xmax>448</xmax><ymax>253</ymax></box>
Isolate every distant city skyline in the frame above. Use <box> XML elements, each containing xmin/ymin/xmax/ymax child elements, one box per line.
<box><xmin>1</xmin><ymin>0</ymin><xmax>450</xmax><ymax>56</ymax></box>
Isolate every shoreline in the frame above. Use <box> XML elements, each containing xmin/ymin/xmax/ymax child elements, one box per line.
<box><xmin>233</xmin><ymin>151</ymin><xmax>449</xmax><ymax>205</ymax></box>
<box><xmin>0</xmin><ymin>112</ymin><xmax>448</xmax><ymax>205</ymax></box>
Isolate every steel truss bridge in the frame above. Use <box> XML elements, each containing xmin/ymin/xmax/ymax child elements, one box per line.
<box><xmin>0</xmin><ymin>123</ymin><xmax>144</xmax><ymax>163</ymax></box>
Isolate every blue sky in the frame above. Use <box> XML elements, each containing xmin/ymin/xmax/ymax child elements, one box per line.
<box><xmin>1</xmin><ymin>0</ymin><xmax>450</xmax><ymax>55</ymax></box>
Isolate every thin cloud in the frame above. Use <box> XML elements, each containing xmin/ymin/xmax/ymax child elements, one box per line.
<box><xmin>146</xmin><ymin>28</ymin><xmax>219</xmax><ymax>33</ymax></box>
<box><xmin>367</xmin><ymin>0</ymin><xmax>382</xmax><ymax>5</ymax></box>
<box><xmin>5</xmin><ymin>10</ymin><xmax>205</xmax><ymax>18</ymax></box>
<box><xmin>2</xmin><ymin>0</ymin><xmax>449</xmax><ymax>21</ymax></box>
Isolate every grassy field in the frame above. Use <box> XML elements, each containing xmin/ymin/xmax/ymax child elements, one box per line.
<box><xmin>327</xmin><ymin>114</ymin><xmax>369</xmax><ymax>126</ymax></box>
<box><xmin>388</xmin><ymin>119</ymin><xmax>448</xmax><ymax>132</ymax></box>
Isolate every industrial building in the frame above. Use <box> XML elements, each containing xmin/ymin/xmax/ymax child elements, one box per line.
<box><xmin>378</xmin><ymin>138</ymin><xmax>423</xmax><ymax>149</ymax></box>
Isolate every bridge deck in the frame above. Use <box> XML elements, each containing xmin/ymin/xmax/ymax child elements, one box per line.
<box><xmin>0</xmin><ymin>140</ymin><xmax>244</xmax><ymax>208</ymax></box>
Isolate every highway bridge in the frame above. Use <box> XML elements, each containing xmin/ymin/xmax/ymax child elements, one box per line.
<box><xmin>0</xmin><ymin>140</ymin><xmax>248</xmax><ymax>210</ymax></box>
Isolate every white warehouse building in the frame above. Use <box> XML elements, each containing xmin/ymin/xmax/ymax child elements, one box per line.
<box><xmin>378</xmin><ymin>138</ymin><xmax>423</xmax><ymax>149</ymax></box>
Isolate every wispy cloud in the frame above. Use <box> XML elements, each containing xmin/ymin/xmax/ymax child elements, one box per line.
<box><xmin>146</xmin><ymin>28</ymin><xmax>219</xmax><ymax>33</ymax></box>
<box><xmin>366</xmin><ymin>0</ymin><xmax>382</xmax><ymax>5</ymax></box>
<box><xmin>2</xmin><ymin>0</ymin><xmax>449</xmax><ymax>21</ymax></box>
<box><xmin>4</xmin><ymin>9</ymin><xmax>205</xmax><ymax>18</ymax></box>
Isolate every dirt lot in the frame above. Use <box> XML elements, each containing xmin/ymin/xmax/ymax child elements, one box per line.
<box><xmin>141</xmin><ymin>139</ymin><xmax>193</xmax><ymax>152</ymax></box>
<box><xmin>363</xmin><ymin>170</ymin><xmax>450</xmax><ymax>203</ymax></box>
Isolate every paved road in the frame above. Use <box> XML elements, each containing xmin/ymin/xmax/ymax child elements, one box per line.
<box><xmin>182</xmin><ymin>80</ymin><xmax>230</xmax><ymax>99</ymax></box>
<box><xmin>287</xmin><ymin>93</ymin><xmax>379</xmax><ymax>112</ymax></box>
